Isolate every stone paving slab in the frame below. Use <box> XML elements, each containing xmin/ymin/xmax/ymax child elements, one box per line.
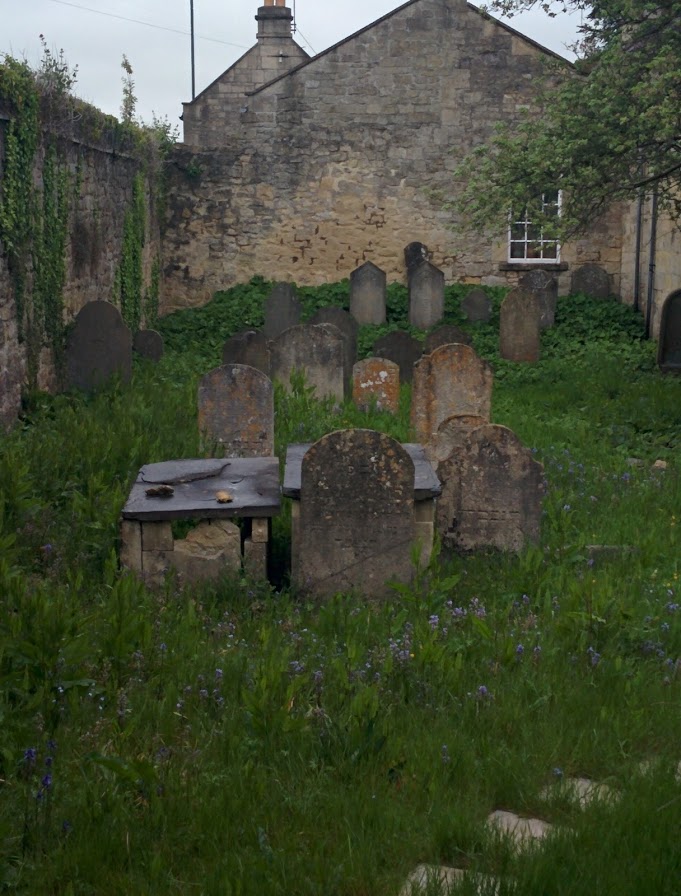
<box><xmin>487</xmin><ymin>810</ymin><xmax>552</xmax><ymax>848</ymax></box>
<box><xmin>400</xmin><ymin>864</ymin><xmax>501</xmax><ymax>895</ymax></box>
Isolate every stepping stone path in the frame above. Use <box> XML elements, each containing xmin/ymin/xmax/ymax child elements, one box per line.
<box><xmin>400</xmin><ymin>769</ymin><xmax>623</xmax><ymax>894</ymax></box>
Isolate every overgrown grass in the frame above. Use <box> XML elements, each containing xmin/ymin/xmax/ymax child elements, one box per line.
<box><xmin>1</xmin><ymin>283</ymin><xmax>680</xmax><ymax>894</ymax></box>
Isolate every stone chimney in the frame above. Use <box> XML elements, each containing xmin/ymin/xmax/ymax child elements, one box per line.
<box><xmin>256</xmin><ymin>1</ymin><xmax>295</xmax><ymax>43</ymax></box>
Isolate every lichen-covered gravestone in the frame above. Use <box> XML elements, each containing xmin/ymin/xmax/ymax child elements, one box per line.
<box><xmin>270</xmin><ymin>323</ymin><xmax>345</xmax><ymax>400</ymax></box>
<box><xmin>133</xmin><ymin>329</ymin><xmax>164</xmax><ymax>362</ymax></box>
<box><xmin>519</xmin><ymin>269</ymin><xmax>558</xmax><ymax>329</ymax></box>
<box><xmin>66</xmin><ymin>300</ymin><xmax>132</xmax><ymax>391</ymax></box>
<box><xmin>310</xmin><ymin>306</ymin><xmax>358</xmax><ymax>394</ymax></box>
<box><xmin>499</xmin><ymin>288</ymin><xmax>541</xmax><ymax>362</ymax></box>
<box><xmin>411</xmin><ymin>343</ymin><xmax>493</xmax><ymax>442</ymax></box>
<box><xmin>222</xmin><ymin>329</ymin><xmax>270</xmax><ymax>376</ymax></box>
<box><xmin>436</xmin><ymin>424</ymin><xmax>544</xmax><ymax>553</ymax></box>
<box><xmin>296</xmin><ymin>429</ymin><xmax>415</xmax><ymax>598</ymax></box>
<box><xmin>198</xmin><ymin>363</ymin><xmax>274</xmax><ymax>456</ymax></box>
<box><xmin>424</xmin><ymin>324</ymin><xmax>472</xmax><ymax>354</ymax></box>
<box><xmin>425</xmin><ymin>413</ymin><xmax>488</xmax><ymax>467</ymax></box>
<box><xmin>372</xmin><ymin>331</ymin><xmax>422</xmax><ymax>384</ymax></box>
<box><xmin>263</xmin><ymin>282</ymin><xmax>301</xmax><ymax>340</ymax></box>
<box><xmin>409</xmin><ymin>261</ymin><xmax>445</xmax><ymax>330</ymax></box>
<box><xmin>349</xmin><ymin>261</ymin><xmax>386</xmax><ymax>325</ymax></box>
<box><xmin>461</xmin><ymin>288</ymin><xmax>492</xmax><ymax>323</ymax></box>
<box><xmin>352</xmin><ymin>358</ymin><xmax>400</xmax><ymax>413</ymax></box>
<box><xmin>658</xmin><ymin>290</ymin><xmax>681</xmax><ymax>372</ymax></box>
<box><xmin>570</xmin><ymin>263</ymin><xmax>611</xmax><ymax>299</ymax></box>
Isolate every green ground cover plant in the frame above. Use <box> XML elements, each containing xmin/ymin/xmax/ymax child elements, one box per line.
<box><xmin>1</xmin><ymin>284</ymin><xmax>680</xmax><ymax>894</ymax></box>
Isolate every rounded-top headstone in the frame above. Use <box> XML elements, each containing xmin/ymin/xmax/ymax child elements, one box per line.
<box><xmin>198</xmin><ymin>363</ymin><xmax>274</xmax><ymax>457</ymax></box>
<box><xmin>425</xmin><ymin>413</ymin><xmax>488</xmax><ymax>466</ymax></box>
<box><xmin>310</xmin><ymin>306</ymin><xmax>358</xmax><ymax>394</ymax></box>
<box><xmin>570</xmin><ymin>264</ymin><xmax>611</xmax><ymax>300</ymax></box>
<box><xmin>352</xmin><ymin>357</ymin><xmax>400</xmax><ymax>414</ymax></box>
<box><xmin>66</xmin><ymin>300</ymin><xmax>132</xmax><ymax>392</ymax></box>
<box><xmin>424</xmin><ymin>324</ymin><xmax>472</xmax><ymax>354</ymax></box>
<box><xmin>270</xmin><ymin>322</ymin><xmax>345</xmax><ymax>400</ymax></box>
<box><xmin>461</xmin><ymin>288</ymin><xmax>492</xmax><ymax>323</ymax></box>
<box><xmin>222</xmin><ymin>329</ymin><xmax>270</xmax><ymax>376</ymax></box>
<box><xmin>372</xmin><ymin>331</ymin><xmax>423</xmax><ymax>384</ymax></box>
<box><xmin>133</xmin><ymin>329</ymin><xmax>164</xmax><ymax>362</ymax></box>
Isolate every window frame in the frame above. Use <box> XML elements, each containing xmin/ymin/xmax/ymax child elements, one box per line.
<box><xmin>508</xmin><ymin>191</ymin><xmax>562</xmax><ymax>264</ymax></box>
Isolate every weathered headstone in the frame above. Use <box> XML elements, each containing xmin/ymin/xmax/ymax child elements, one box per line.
<box><xmin>404</xmin><ymin>241</ymin><xmax>429</xmax><ymax>278</ymax></box>
<box><xmin>349</xmin><ymin>261</ymin><xmax>386</xmax><ymax>325</ymax></box>
<box><xmin>658</xmin><ymin>290</ymin><xmax>681</xmax><ymax>372</ymax></box>
<box><xmin>571</xmin><ymin>263</ymin><xmax>611</xmax><ymax>299</ymax></box>
<box><xmin>222</xmin><ymin>329</ymin><xmax>270</xmax><ymax>376</ymax></box>
<box><xmin>499</xmin><ymin>288</ymin><xmax>541</xmax><ymax>362</ymax></box>
<box><xmin>424</xmin><ymin>324</ymin><xmax>472</xmax><ymax>354</ymax></box>
<box><xmin>65</xmin><ymin>300</ymin><xmax>132</xmax><ymax>391</ymax></box>
<box><xmin>352</xmin><ymin>358</ymin><xmax>400</xmax><ymax>413</ymax></box>
<box><xmin>436</xmin><ymin>423</ymin><xmax>544</xmax><ymax>553</ymax></box>
<box><xmin>425</xmin><ymin>413</ymin><xmax>488</xmax><ymax>466</ymax></box>
<box><xmin>198</xmin><ymin>363</ymin><xmax>274</xmax><ymax>457</ymax></box>
<box><xmin>133</xmin><ymin>329</ymin><xmax>164</xmax><ymax>362</ymax></box>
<box><xmin>372</xmin><ymin>331</ymin><xmax>422</xmax><ymax>384</ymax></box>
<box><xmin>310</xmin><ymin>306</ymin><xmax>358</xmax><ymax>394</ymax></box>
<box><xmin>409</xmin><ymin>261</ymin><xmax>445</xmax><ymax>330</ymax></box>
<box><xmin>461</xmin><ymin>288</ymin><xmax>492</xmax><ymax>323</ymax></box>
<box><xmin>519</xmin><ymin>269</ymin><xmax>558</xmax><ymax>329</ymax></box>
<box><xmin>263</xmin><ymin>282</ymin><xmax>301</xmax><ymax>340</ymax></box>
<box><xmin>411</xmin><ymin>343</ymin><xmax>493</xmax><ymax>443</ymax></box>
<box><xmin>270</xmin><ymin>323</ymin><xmax>345</xmax><ymax>400</ymax></box>
<box><xmin>296</xmin><ymin>429</ymin><xmax>415</xmax><ymax>598</ymax></box>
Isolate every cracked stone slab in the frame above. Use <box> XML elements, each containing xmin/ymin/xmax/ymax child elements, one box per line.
<box><xmin>399</xmin><ymin>864</ymin><xmax>501</xmax><ymax>896</ymax></box>
<box><xmin>487</xmin><ymin>810</ymin><xmax>552</xmax><ymax>848</ymax></box>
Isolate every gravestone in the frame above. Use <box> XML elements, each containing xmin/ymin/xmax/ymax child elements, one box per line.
<box><xmin>198</xmin><ymin>363</ymin><xmax>274</xmax><ymax>457</ymax></box>
<box><xmin>222</xmin><ymin>329</ymin><xmax>270</xmax><ymax>376</ymax></box>
<box><xmin>296</xmin><ymin>429</ymin><xmax>415</xmax><ymax>598</ymax></box>
<box><xmin>270</xmin><ymin>323</ymin><xmax>345</xmax><ymax>400</ymax></box>
<box><xmin>658</xmin><ymin>289</ymin><xmax>681</xmax><ymax>372</ymax></box>
<box><xmin>310</xmin><ymin>306</ymin><xmax>358</xmax><ymax>394</ymax></box>
<box><xmin>424</xmin><ymin>324</ymin><xmax>472</xmax><ymax>354</ymax></box>
<box><xmin>425</xmin><ymin>413</ymin><xmax>488</xmax><ymax>467</ymax></box>
<box><xmin>352</xmin><ymin>358</ymin><xmax>400</xmax><ymax>413</ymax></box>
<box><xmin>372</xmin><ymin>331</ymin><xmax>422</xmax><ymax>384</ymax></box>
<box><xmin>409</xmin><ymin>261</ymin><xmax>445</xmax><ymax>330</ymax></box>
<box><xmin>411</xmin><ymin>343</ymin><xmax>493</xmax><ymax>443</ymax></box>
<box><xmin>571</xmin><ymin>263</ymin><xmax>611</xmax><ymax>299</ymax></box>
<box><xmin>436</xmin><ymin>423</ymin><xmax>544</xmax><ymax>553</ymax></box>
<box><xmin>499</xmin><ymin>288</ymin><xmax>541</xmax><ymax>362</ymax></box>
<box><xmin>65</xmin><ymin>300</ymin><xmax>132</xmax><ymax>392</ymax></box>
<box><xmin>519</xmin><ymin>269</ymin><xmax>558</xmax><ymax>328</ymax></box>
<box><xmin>404</xmin><ymin>241</ymin><xmax>429</xmax><ymax>278</ymax></box>
<box><xmin>461</xmin><ymin>288</ymin><xmax>492</xmax><ymax>323</ymax></box>
<box><xmin>133</xmin><ymin>329</ymin><xmax>164</xmax><ymax>362</ymax></box>
<box><xmin>263</xmin><ymin>282</ymin><xmax>301</xmax><ymax>340</ymax></box>
<box><xmin>349</xmin><ymin>261</ymin><xmax>386</xmax><ymax>325</ymax></box>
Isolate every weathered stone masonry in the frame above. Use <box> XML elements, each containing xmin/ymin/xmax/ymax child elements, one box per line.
<box><xmin>163</xmin><ymin>0</ymin><xmax>623</xmax><ymax>312</ymax></box>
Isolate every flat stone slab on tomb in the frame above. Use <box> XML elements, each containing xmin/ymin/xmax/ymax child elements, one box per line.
<box><xmin>198</xmin><ymin>363</ymin><xmax>274</xmax><ymax>457</ymax></box>
<box><xmin>122</xmin><ymin>457</ymin><xmax>280</xmax><ymax>521</ymax></box>
<box><xmin>283</xmin><ymin>442</ymin><xmax>441</xmax><ymax>501</ymax></box>
<box><xmin>222</xmin><ymin>329</ymin><xmax>270</xmax><ymax>376</ymax></box>
<box><xmin>133</xmin><ymin>329</ymin><xmax>164</xmax><ymax>361</ymax></box>
<box><xmin>411</xmin><ymin>343</ymin><xmax>493</xmax><ymax>443</ymax></box>
<box><xmin>372</xmin><ymin>331</ymin><xmax>422</xmax><ymax>383</ymax></box>
<box><xmin>352</xmin><ymin>357</ymin><xmax>400</xmax><ymax>413</ymax></box>
<box><xmin>424</xmin><ymin>324</ymin><xmax>472</xmax><ymax>353</ymax></box>
<box><xmin>461</xmin><ymin>288</ymin><xmax>492</xmax><ymax>323</ymax></box>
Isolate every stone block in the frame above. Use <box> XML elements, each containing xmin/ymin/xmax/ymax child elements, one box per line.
<box><xmin>243</xmin><ymin>537</ymin><xmax>268</xmax><ymax>579</ymax></box>
<box><xmin>171</xmin><ymin>519</ymin><xmax>241</xmax><ymax>583</ymax></box>
<box><xmin>250</xmin><ymin>517</ymin><xmax>269</xmax><ymax>543</ymax></box>
<box><xmin>141</xmin><ymin>521</ymin><xmax>174</xmax><ymax>552</ymax></box>
<box><xmin>120</xmin><ymin>520</ymin><xmax>142</xmax><ymax>573</ymax></box>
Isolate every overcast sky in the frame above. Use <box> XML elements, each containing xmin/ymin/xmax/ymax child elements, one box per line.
<box><xmin>3</xmin><ymin>0</ymin><xmax>583</xmax><ymax>137</ymax></box>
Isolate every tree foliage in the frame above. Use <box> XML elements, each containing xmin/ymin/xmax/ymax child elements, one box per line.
<box><xmin>453</xmin><ymin>0</ymin><xmax>681</xmax><ymax>239</ymax></box>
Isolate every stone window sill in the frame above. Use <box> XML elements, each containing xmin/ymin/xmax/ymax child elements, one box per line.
<box><xmin>498</xmin><ymin>262</ymin><xmax>569</xmax><ymax>272</ymax></box>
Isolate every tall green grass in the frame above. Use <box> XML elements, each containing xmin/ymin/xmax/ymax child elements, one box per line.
<box><xmin>1</xmin><ymin>284</ymin><xmax>680</xmax><ymax>894</ymax></box>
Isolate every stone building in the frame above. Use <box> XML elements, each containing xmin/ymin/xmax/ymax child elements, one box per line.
<box><xmin>163</xmin><ymin>0</ymin><xmax>624</xmax><ymax>311</ymax></box>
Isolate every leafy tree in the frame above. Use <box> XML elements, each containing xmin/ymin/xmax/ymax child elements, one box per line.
<box><xmin>453</xmin><ymin>0</ymin><xmax>681</xmax><ymax>240</ymax></box>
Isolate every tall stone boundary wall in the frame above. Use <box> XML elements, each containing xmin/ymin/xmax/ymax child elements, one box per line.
<box><xmin>162</xmin><ymin>0</ymin><xmax>623</xmax><ymax>310</ymax></box>
<box><xmin>0</xmin><ymin>106</ymin><xmax>160</xmax><ymax>429</ymax></box>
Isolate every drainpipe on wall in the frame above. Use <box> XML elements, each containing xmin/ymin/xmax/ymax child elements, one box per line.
<box><xmin>645</xmin><ymin>188</ymin><xmax>658</xmax><ymax>339</ymax></box>
<box><xmin>633</xmin><ymin>191</ymin><xmax>643</xmax><ymax>313</ymax></box>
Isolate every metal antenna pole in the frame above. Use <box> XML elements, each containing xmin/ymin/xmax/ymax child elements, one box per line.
<box><xmin>190</xmin><ymin>0</ymin><xmax>196</xmax><ymax>99</ymax></box>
